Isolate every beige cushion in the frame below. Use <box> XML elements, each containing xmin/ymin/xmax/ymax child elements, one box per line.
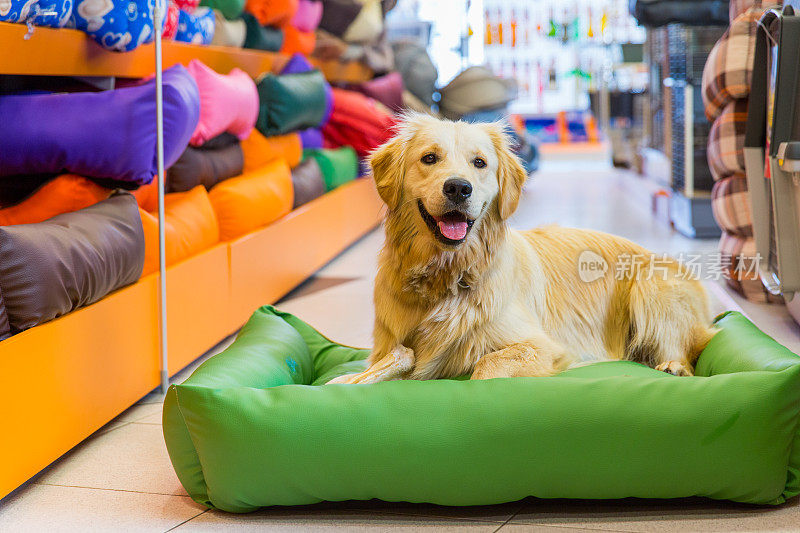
<box><xmin>211</xmin><ymin>9</ymin><xmax>246</xmax><ymax>48</ymax></box>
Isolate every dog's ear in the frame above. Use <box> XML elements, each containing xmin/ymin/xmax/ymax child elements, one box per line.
<box><xmin>369</xmin><ymin>136</ymin><xmax>405</xmax><ymax>211</ymax></box>
<box><xmin>484</xmin><ymin>123</ymin><xmax>527</xmax><ymax>220</ymax></box>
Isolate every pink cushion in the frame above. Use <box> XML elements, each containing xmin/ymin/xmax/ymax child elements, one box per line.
<box><xmin>187</xmin><ymin>59</ymin><xmax>259</xmax><ymax>146</ymax></box>
<box><xmin>291</xmin><ymin>0</ymin><xmax>322</xmax><ymax>32</ymax></box>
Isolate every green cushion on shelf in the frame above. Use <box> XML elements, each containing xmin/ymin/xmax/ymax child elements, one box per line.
<box><xmin>241</xmin><ymin>12</ymin><xmax>283</xmax><ymax>51</ymax></box>
<box><xmin>200</xmin><ymin>0</ymin><xmax>244</xmax><ymax>20</ymax></box>
<box><xmin>163</xmin><ymin>307</ymin><xmax>800</xmax><ymax>513</ymax></box>
<box><xmin>301</xmin><ymin>146</ymin><xmax>358</xmax><ymax>191</ymax></box>
<box><xmin>255</xmin><ymin>70</ymin><xmax>328</xmax><ymax>136</ymax></box>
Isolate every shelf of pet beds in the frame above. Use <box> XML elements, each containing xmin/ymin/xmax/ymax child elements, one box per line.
<box><xmin>0</xmin><ymin>22</ymin><xmax>372</xmax><ymax>82</ymax></box>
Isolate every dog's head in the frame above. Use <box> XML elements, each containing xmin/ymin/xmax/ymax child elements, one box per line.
<box><xmin>370</xmin><ymin>113</ymin><xmax>527</xmax><ymax>249</ymax></box>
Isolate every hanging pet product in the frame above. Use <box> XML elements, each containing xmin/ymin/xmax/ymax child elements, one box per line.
<box><xmin>743</xmin><ymin>6</ymin><xmax>800</xmax><ymax>323</ymax></box>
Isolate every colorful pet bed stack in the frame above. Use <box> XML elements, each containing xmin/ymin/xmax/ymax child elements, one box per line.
<box><xmin>164</xmin><ymin>306</ymin><xmax>800</xmax><ymax>512</ymax></box>
<box><xmin>0</xmin><ymin>47</ymin><xmax>369</xmax><ymax>341</ymax></box>
<box><xmin>702</xmin><ymin>1</ymin><xmax>782</xmax><ymax>303</ymax></box>
<box><xmin>0</xmin><ymin>64</ymin><xmax>200</xmax><ymax>337</ymax></box>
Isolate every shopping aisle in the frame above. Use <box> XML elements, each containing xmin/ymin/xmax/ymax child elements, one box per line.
<box><xmin>1</xmin><ymin>162</ymin><xmax>799</xmax><ymax>532</ymax></box>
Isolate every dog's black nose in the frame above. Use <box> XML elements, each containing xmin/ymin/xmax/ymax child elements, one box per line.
<box><xmin>443</xmin><ymin>178</ymin><xmax>472</xmax><ymax>202</ymax></box>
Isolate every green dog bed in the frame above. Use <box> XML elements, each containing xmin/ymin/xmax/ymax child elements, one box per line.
<box><xmin>163</xmin><ymin>306</ymin><xmax>800</xmax><ymax>513</ymax></box>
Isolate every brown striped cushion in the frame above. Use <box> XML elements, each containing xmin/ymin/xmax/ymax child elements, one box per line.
<box><xmin>711</xmin><ymin>173</ymin><xmax>753</xmax><ymax>237</ymax></box>
<box><xmin>701</xmin><ymin>8</ymin><xmax>765</xmax><ymax>121</ymax></box>
<box><xmin>707</xmin><ymin>99</ymin><xmax>748</xmax><ymax>180</ymax></box>
<box><xmin>718</xmin><ymin>231</ymin><xmax>783</xmax><ymax>303</ymax></box>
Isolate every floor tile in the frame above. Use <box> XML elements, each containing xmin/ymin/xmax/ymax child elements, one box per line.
<box><xmin>0</xmin><ymin>484</ymin><xmax>204</xmax><ymax>533</ymax></box>
<box><xmin>133</xmin><ymin>408</ymin><xmax>163</xmax><ymax>425</ymax></box>
<box><xmin>277</xmin><ymin>277</ymin><xmax>375</xmax><ymax>348</ymax></box>
<box><xmin>36</xmin><ymin>423</ymin><xmax>185</xmax><ymax>496</ymax></box>
<box><xmin>173</xmin><ymin>506</ymin><xmax>500</xmax><ymax>532</ymax></box>
<box><xmin>91</xmin><ymin>401</ymin><xmax>164</xmax><ymax>434</ymax></box>
<box><xmin>509</xmin><ymin>496</ymin><xmax>800</xmax><ymax>532</ymax></box>
<box><xmin>117</xmin><ymin>401</ymin><xmax>162</xmax><ymax>423</ymax></box>
<box><xmin>512</xmin><ymin>168</ymin><xmax>719</xmax><ymax>258</ymax></box>
<box><xmin>136</xmin><ymin>334</ymin><xmax>237</xmax><ymax>405</ymax></box>
<box><xmin>280</xmin><ymin>276</ymin><xmax>363</xmax><ymax>303</ymax></box>
<box><xmin>313</xmin><ymin>227</ymin><xmax>384</xmax><ymax>279</ymax></box>
<box><xmin>500</xmin><ymin>525</ymin><xmax>626</xmax><ymax>532</ymax></box>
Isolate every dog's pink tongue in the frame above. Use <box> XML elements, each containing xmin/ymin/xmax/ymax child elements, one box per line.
<box><xmin>438</xmin><ymin>220</ymin><xmax>468</xmax><ymax>240</ymax></box>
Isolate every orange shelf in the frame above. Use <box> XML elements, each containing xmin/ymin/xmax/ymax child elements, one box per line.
<box><xmin>163</xmin><ymin>243</ymin><xmax>234</xmax><ymax>374</ymax></box>
<box><xmin>313</xmin><ymin>58</ymin><xmax>373</xmax><ymax>84</ymax></box>
<box><xmin>0</xmin><ymin>21</ymin><xmax>371</xmax><ymax>81</ymax></box>
<box><xmin>0</xmin><ymin>179</ymin><xmax>384</xmax><ymax>501</ymax></box>
<box><xmin>0</xmin><ymin>277</ymin><xmax>160</xmax><ymax>502</ymax></box>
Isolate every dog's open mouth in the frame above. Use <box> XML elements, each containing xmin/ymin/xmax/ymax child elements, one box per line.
<box><xmin>417</xmin><ymin>200</ymin><xmax>475</xmax><ymax>245</ymax></box>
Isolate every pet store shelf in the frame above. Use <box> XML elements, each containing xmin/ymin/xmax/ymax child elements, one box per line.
<box><xmin>0</xmin><ymin>21</ymin><xmax>372</xmax><ymax>82</ymax></box>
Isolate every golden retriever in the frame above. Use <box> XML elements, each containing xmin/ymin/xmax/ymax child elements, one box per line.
<box><xmin>329</xmin><ymin>114</ymin><xmax>716</xmax><ymax>384</ymax></box>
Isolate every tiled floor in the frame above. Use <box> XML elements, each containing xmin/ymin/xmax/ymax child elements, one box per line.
<box><xmin>2</xmin><ymin>158</ymin><xmax>800</xmax><ymax>532</ymax></box>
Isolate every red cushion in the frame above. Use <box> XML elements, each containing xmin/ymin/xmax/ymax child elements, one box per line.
<box><xmin>322</xmin><ymin>88</ymin><xmax>396</xmax><ymax>158</ymax></box>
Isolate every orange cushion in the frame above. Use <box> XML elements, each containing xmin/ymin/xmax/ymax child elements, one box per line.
<box><xmin>245</xmin><ymin>0</ymin><xmax>298</xmax><ymax>26</ymax></box>
<box><xmin>0</xmin><ymin>174</ymin><xmax>111</xmax><ymax>226</ymax></box>
<box><xmin>139</xmin><ymin>185</ymin><xmax>220</xmax><ymax>276</ymax></box>
<box><xmin>279</xmin><ymin>24</ymin><xmax>315</xmax><ymax>56</ymax></box>
<box><xmin>208</xmin><ymin>159</ymin><xmax>293</xmax><ymax>241</ymax></box>
<box><xmin>240</xmin><ymin>129</ymin><xmax>302</xmax><ymax>171</ymax></box>
<box><xmin>133</xmin><ymin>179</ymin><xmax>159</xmax><ymax>211</ymax></box>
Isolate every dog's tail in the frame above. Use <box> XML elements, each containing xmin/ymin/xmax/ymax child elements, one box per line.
<box><xmin>687</xmin><ymin>324</ymin><xmax>719</xmax><ymax>364</ymax></box>
<box><xmin>626</xmin><ymin>278</ymin><xmax>720</xmax><ymax>370</ymax></box>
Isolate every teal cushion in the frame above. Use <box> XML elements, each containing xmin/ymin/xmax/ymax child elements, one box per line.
<box><xmin>163</xmin><ymin>307</ymin><xmax>800</xmax><ymax>512</ymax></box>
<box><xmin>200</xmin><ymin>0</ymin><xmax>244</xmax><ymax>19</ymax></box>
<box><xmin>241</xmin><ymin>12</ymin><xmax>283</xmax><ymax>51</ymax></box>
<box><xmin>255</xmin><ymin>71</ymin><xmax>328</xmax><ymax>136</ymax></box>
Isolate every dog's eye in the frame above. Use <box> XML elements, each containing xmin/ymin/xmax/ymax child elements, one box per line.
<box><xmin>473</xmin><ymin>157</ymin><xmax>487</xmax><ymax>169</ymax></box>
<box><xmin>421</xmin><ymin>153</ymin><xmax>438</xmax><ymax>165</ymax></box>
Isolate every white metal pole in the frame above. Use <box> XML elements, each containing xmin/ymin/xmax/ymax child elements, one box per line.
<box><xmin>154</xmin><ymin>1</ymin><xmax>170</xmax><ymax>394</ymax></box>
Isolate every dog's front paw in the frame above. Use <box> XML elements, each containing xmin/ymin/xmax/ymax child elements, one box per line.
<box><xmin>391</xmin><ymin>344</ymin><xmax>415</xmax><ymax>372</ymax></box>
<box><xmin>326</xmin><ymin>373</ymin><xmax>359</xmax><ymax>384</ymax></box>
<box><xmin>655</xmin><ymin>361</ymin><xmax>693</xmax><ymax>376</ymax></box>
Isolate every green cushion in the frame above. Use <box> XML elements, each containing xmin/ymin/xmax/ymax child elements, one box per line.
<box><xmin>255</xmin><ymin>71</ymin><xmax>327</xmax><ymax>137</ymax></box>
<box><xmin>241</xmin><ymin>12</ymin><xmax>283</xmax><ymax>51</ymax></box>
<box><xmin>301</xmin><ymin>147</ymin><xmax>358</xmax><ymax>191</ymax></box>
<box><xmin>163</xmin><ymin>307</ymin><xmax>800</xmax><ymax>512</ymax></box>
<box><xmin>199</xmin><ymin>0</ymin><xmax>244</xmax><ymax>20</ymax></box>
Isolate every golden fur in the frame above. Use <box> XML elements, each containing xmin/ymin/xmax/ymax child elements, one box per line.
<box><xmin>329</xmin><ymin>114</ymin><xmax>717</xmax><ymax>384</ymax></box>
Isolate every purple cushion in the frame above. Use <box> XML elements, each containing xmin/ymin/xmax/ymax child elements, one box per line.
<box><xmin>352</xmin><ymin>71</ymin><xmax>404</xmax><ymax>111</ymax></box>
<box><xmin>0</xmin><ymin>65</ymin><xmax>199</xmax><ymax>185</ymax></box>
<box><xmin>280</xmin><ymin>53</ymin><xmax>314</xmax><ymax>74</ymax></box>
<box><xmin>280</xmin><ymin>54</ymin><xmax>333</xmax><ymax>125</ymax></box>
<box><xmin>292</xmin><ymin>0</ymin><xmax>322</xmax><ymax>31</ymax></box>
<box><xmin>298</xmin><ymin>128</ymin><xmax>323</xmax><ymax>149</ymax></box>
